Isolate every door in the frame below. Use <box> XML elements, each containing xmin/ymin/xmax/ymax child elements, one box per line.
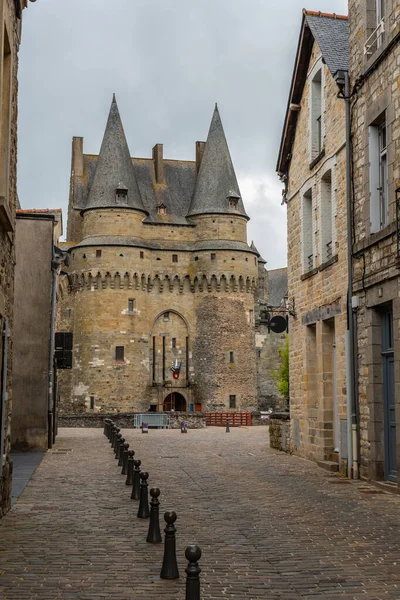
<box><xmin>382</xmin><ymin>308</ymin><xmax>397</xmax><ymax>482</ymax></box>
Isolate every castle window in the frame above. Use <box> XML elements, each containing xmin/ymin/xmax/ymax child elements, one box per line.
<box><xmin>83</xmin><ymin>254</ymin><xmax>86</xmax><ymax>259</ymax></box>
<box><xmin>96</xmin><ymin>250</ymin><xmax>102</xmax><ymax>258</ymax></box>
<box><xmin>172</xmin><ymin>254</ymin><xmax>178</xmax><ymax>263</ymax></box>
<box><xmin>257</xmin><ymin>349</ymin><xmax>261</xmax><ymax>359</ymax></box>
<box><xmin>227</xmin><ymin>190</ymin><xmax>240</xmax><ymax>210</ymax></box>
<box><xmin>254</xmin><ymin>257</ymin><xmax>257</xmax><ymax>265</ymax></box>
<box><xmin>229</xmin><ymin>395</ymin><xmax>236</xmax><ymax>409</ymax></box>
<box><xmin>249</xmin><ymin>310</ymin><xmax>254</xmax><ymax>325</ymax></box>
<box><xmin>229</xmin><ymin>351</ymin><xmax>235</xmax><ymax>364</ymax></box>
<box><xmin>172</xmin><ymin>338</ymin><xmax>176</xmax><ymax>349</ymax></box>
<box><xmin>157</xmin><ymin>203</ymin><xmax>167</xmax><ymax>215</ymax></box>
<box><xmin>128</xmin><ymin>298</ymin><xmax>135</xmax><ymax>312</ymax></box>
<box><xmin>140</xmin><ymin>251</ymin><xmax>144</xmax><ymax>259</ymax></box>
<box><xmin>115</xmin><ymin>346</ymin><xmax>124</xmax><ymax>361</ymax></box>
<box><xmin>231</xmin><ymin>258</ymin><xmax>235</xmax><ymax>261</ymax></box>
<box><xmin>194</xmin><ymin>256</ymin><xmax>199</xmax><ymax>261</ymax></box>
<box><xmin>90</xmin><ymin>396</ymin><xmax>95</xmax><ymax>410</ymax></box>
<box><xmin>156</xmin><ymin>257</ymin><xmax>161</xmax><ymax>261</ymax></box>
<box><xmin>245</xmin><ymin>258</ymin><xmax>248</xmax><ymax>262</ymax></box>
<box><xmin>115</xmin><ymin>182</ymin><xmax>128</xmax><ymax>203</ymax></box>
<box><xmin>163</xmin><ymin>312</ymin><xmax>170</xmax><ymax>321</ymax></box>
<box><xmin>211</xmin><ymin>253</ymin><xmax>216</xmax><ymax>261</ymax></box>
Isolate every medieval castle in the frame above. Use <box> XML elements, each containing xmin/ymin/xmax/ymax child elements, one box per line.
<box><xmin>57</xmin><ymin>97</ymin><xmax>281</xmax><ymax>415</ymax></box>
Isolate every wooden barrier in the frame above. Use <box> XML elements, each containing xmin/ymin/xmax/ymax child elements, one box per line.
<box><xmin>205</xmin><ymin>412</ymin><xmax>251</xmax><ymax>427</ymax></box>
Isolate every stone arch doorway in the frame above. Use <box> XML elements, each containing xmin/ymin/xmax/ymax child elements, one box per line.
<box><xmin>163</xmin><ymin>392</ymin><xmax>187</xmax><ymax>412</ymax></box>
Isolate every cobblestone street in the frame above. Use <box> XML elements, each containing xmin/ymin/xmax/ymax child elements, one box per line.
<box><xmin>0</xmin><ymin>427</ymin><xmax>400</xmax><ymax>599</ymax></box>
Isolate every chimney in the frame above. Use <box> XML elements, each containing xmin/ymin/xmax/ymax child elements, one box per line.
<box><xmin>152</xmin><ymin>143</ymin><xmax>164</xmax><ymax>184</ymax></box>
<box><xmin>72</xmin><ymin>137</ymin><xmax>83</xmax><ymax>178</ymax></box>
<box><xmin>196</xmin><ymin>141</ymin><xmax>205</xmax><ymax>174</ymax></box>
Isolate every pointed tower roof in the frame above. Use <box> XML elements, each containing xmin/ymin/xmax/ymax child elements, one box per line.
<box><xmin>84</xmin><ymin>96</ymin><xmax>146</xmax><ymax>213</ymax></box>
<box><xmin>187</xmin><ymin>105</ymin><xmax>249</xmax><ymax>220</ymax></box>
<box><xmin>250</xmin><ymin>240</ymin><xmax>266</xmax><ymax>264</ymax></box>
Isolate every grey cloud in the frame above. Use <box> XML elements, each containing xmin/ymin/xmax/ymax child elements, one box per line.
<box><xmin>18</xmin><ymin>0</ymin><xmax>347</xmax><ymax>268</ymax></box>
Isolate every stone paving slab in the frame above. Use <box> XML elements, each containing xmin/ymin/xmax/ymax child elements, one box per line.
<box><xmin>0</xmin><ymin>427</ymin><xmax>399</xmax><ymax>599</ymax></box>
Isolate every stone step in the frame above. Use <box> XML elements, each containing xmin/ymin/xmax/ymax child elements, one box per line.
<box><xmin>317</xmin><ymin>460</ymin><xmax>339</xmax><ymax>473</ymax></box>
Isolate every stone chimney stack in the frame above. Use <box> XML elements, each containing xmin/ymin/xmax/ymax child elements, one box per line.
<box><xmin>152</xmin><ymin>143</ymin><xmax>164</xmax><ymax>184</ymax></box>
<box><xmin>72</xmin><ymin>137</ymin><xmax>83</xmax><ymax>178</ymax></box>
<box><xmin>195</xmin><ymin>141</ymin><xmax>205</xmax><ymax>174</ymax></box>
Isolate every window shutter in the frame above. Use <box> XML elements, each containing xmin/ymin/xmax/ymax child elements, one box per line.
<box><xmin>369</xmin><ymin>125</ymin><xmax>380</xmax><ymax>233</ymax></box>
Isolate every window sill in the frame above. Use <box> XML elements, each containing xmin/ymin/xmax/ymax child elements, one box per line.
<box><xmin>0</xmin><ymin>197</ymin><xmax>14</xmax><ymax>233</ymax></box>
<box><xmin>319</xmin><ymin>254</ymin><xmax>338</xmax><ymax>271</ymax></box>
<box><xmin>353</xmin><ymin>222</ymin><xmax>396</xmax><ymax>255</ymax></box>
<box><xmin>309</xmin><ymin>148</ymin><xmax>325</xmax><ymax>170</ymax></box>
<box><xmin>301</xmin><ymin>267</ymin><xmax>318</xmax><ymax>281</ymax></box>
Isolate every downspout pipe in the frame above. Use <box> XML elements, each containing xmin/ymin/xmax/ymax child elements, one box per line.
<box><xmin>343</xmin><ymin>70</ymin><xmax>359</xmax><ymax>479</ymax></box>
<box><xmin>48</xmin><ymin>247</ymin><xmax>67</xmax><ymax>449</ymax></box>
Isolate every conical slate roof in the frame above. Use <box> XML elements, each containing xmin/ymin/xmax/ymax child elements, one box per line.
<box><xmin>187</xmin><ymin>105</ymin><xmax>249</xmax><ymax>219</ymax></box>
<box><xmin>250</xmin><ymin>240</ymin><xmax>266</xmax><ymax>264</ymax></box>
<box><xmin>84</xmin><ymin>96</ymin><xmax>146</xmax><ymax>213</ymax></box>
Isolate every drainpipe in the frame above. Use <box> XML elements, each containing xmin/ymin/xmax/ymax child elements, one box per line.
<box><xmin>48</xmin><ymin>247</ymin><xmax>67</xmax><ymax>449</ymax></box>
<box><xmin>336</xmin><ymin>70</ymin><xmax>359</xmax><ymax>479</ymax></box>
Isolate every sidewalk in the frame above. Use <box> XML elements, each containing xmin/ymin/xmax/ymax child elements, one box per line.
<box><xmin>0</xmin><ymin>427</ymin><xmax>399</xmax><ymax>599</ymax></box>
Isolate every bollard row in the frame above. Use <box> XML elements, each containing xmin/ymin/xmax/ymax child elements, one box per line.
<box><xmin>103</xmin><ymin>419</ymin><xmax>202</xmax><ymax>599</ymax></box>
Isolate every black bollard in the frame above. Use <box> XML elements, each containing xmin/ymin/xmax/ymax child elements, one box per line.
<box><xmin>119</xmin><ymin>440</ymin><xmax>128</xmax><ymax>467</ymax></box>
<box><xmin>111</xmin><ymin>426</ymin><xmax>120</xmax><ymax>448</ymax></box>
<box><xmin>116</xmin><ymin>436</ymin><xmax>125</xmax><ymax>461</ymax></box>
<box><xmin>113</xmin><ymin>430</ymin><xmax>121</xmax><ymax>452</ymax></box>
<box><xmin>137</xmin><ymin>472</ymin><xmax>150</xmax><ymax>519</ymax></box>
<box><xmin>185</xmin><ymin>545</ymin><xmax>202</xmax><ymax>600</ymax></box>
<box><xmin>147</xmin><ymin>488</ymin><xmax>162</xmax><ymax>543</ymax></box>
<box><xmin>105</xmin><ymin>419</ymin><xmax>111</xmax><ymax>439</ymax></box>
<box><xmin>125</xmin><ymin>450</ymin><xmax>135</xmax><ymax>485</ymax></box>
<box><xmin>121</xmin><ymin>442</ymin><xmax>129</xmax><ymax>472</ymax></box>
<box><xmin>225</xmin><ymin>419</ymin><xmax>230</xmax><ymax>433</ymax></box>
<box><xmin>107</xmin><ymin>420</ymin><xmax>114</xmax><ymax>440</ymax></box>
<box><xmin>131</xmin><ymin>459</ymin><xmax>141</xmax><ymax>500</ymax></box>
<box><xmin>103</xmin><ymin>418</ymin><xmax>109</xmax><ymax>436</ymax></box>
<box><xmin>160</xmin><ymin>511</ymin><xmax>179</xmax><ymax>580</ymax></box>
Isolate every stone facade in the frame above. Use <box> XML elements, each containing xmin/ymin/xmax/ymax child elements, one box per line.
<box><xmin>277</xmin><ymin>12</ymin><xmax>349</xmax><ymax>469</ymax></box>
<box><xmin>255</xmin><ymin>267</ymin><xmax>288</xmax><ymax>411</ymax></box>
<box><xmin>12</xmin><ymin>210</ymin><xmax>63</xmax><ymax>451</ymax></box>
<box><xmin>349</xmin><ymin>0</ymin><xmax>400</xmax><ymax>486</ymax></box>
<box><xmin>57</xmin><ymin>99</ymin><xmax>262</xmax><ymax>416</ymax></box>
<box><xmin>0</xmin><ymin>0</ymin><xmax>31</xmax><ymax>517</ymax></box>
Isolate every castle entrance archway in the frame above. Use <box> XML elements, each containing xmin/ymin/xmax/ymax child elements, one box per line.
<box><xmin>163</xmin><ymin>392</ymin><xmax>186</xmax><ymax>412</ymax></box>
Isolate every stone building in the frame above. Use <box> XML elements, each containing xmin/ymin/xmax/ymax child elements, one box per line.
<box><xmin>276</xmin><ymin>11</ymin><xmax>349</xmax><ymax>470</ymax></box>
<box><xmin>12</xmin><ymin>209</ymin><xmax>63</xmax><ymax>451</ymax></box>
<box><xmin>349</xmin><ymin>0</ymin><xmax>400</xmax><ymax>486</ymax></box>
<box><xmin>255</xmin><ymin>264</ymin><xmax>288</xmax><ymax>411</ymax></box>
<box><xmin>57</xmin><ymin>97</ymin><xmax>261</xmax><ymax>415</ymax></box>
<box><xmin>0</xmin><ymin>0</ymin><xmax>34</xmax><ymax>517</ymax></box>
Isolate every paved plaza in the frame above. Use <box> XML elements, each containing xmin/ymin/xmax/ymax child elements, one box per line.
<box><xmin>0</xmin><ymin>426</ymin><xmax>400</xmax><ymax>599</ymax></box>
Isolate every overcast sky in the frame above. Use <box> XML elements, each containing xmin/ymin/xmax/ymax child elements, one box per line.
<box><xmin>18</xmin><ymin>0</ymin><xmax>347</xmax><ymax>270</ymax></box>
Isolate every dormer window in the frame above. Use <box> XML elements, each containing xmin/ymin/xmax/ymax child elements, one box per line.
<box><xmin>116</xmin><ymin>182</ymin><xmax>128</xmax><ymax>203</ymax></box>
<box><xmin>157</xmin><ymin>203</ymin><xmax>167</xmax><ymax>216</ymax></box>
<box><xmin>227</xmin><ymin>190</ymin><xmax>240</xmax><ymax>210</ymax></box>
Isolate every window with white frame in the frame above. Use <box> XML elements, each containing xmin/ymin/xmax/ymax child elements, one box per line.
<box><xmin>364</xmin><ymin>0</ymin><xmax>386</xmax><ymax>55</ymax></box>
<box><xmin>320</xmin><ymin>170</ymin><xmax>333</xmax><ymax>263</ymax></box>
<box><xmin>369</xmin><ymin>113</ymin><xmax>388</xmax><ymax>233</ymax></box>
<box><xmin>311</xmin><ymin>69</ymin><xmax>323</xmax><ymax>160</ymax></box>
<box><xmin>302</xmin><ymin>188</ymin><xmax>314</xmax><ymax>272</ymax></box>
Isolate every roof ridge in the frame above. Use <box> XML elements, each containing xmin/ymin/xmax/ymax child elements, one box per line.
<box><xmin>303</xmin><ymin>9</ymin><xmax>348</xmax><ymax>20</ymax></box>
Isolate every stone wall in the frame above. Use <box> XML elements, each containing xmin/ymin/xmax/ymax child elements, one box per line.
<box><xmin>269</xmin><ymin>413</ymin><xmax>291</xmax><ymax>452</ymax></box>
<box><xmin>285</xmin><ymin>39</ymin><xmax>348</xmax><ymax>466</ymax></box>
<box><xmin>349</xmin><ymin>0</ymin><xmax>400</xmax><ymax>486</ymax></box>
<box><xmin>59</xmin><ymin>412</ymin><xmax>206</xmax><ymax>429</ymax></box>
<box><xmin>0</xmin><ymin>0</ymin><xmax>28</xmax><ymax>518</ymax></box>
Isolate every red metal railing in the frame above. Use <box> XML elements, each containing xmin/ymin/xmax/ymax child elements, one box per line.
<box><xmin>205</xmin><ymin>412</ymin><xmax>252</xmax><ymax>427</ymax></box>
